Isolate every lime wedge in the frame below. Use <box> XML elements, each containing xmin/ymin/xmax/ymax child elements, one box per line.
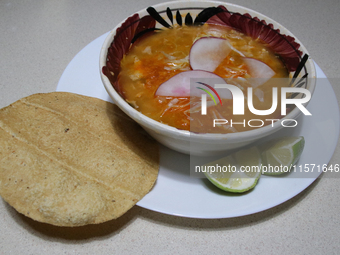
<box><xmin>261</xmin><ymin>136</ymin><xmax>305</xmax><ymax>175</ymax></box>
<box><xmin>203</xmin><ymin>136</ymin><xmax>305</xmax><ymax>192</ymax></box>
<box><xmin>204</xmin><ymin>146</ymin><xmax>262</xmax><ymax>193</ymax></box>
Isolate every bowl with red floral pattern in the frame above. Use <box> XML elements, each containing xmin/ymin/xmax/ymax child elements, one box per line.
<box><xmin>100</xmin><ymin>1</ymin><xmax>316</xmax><ymax>156</ymax></box>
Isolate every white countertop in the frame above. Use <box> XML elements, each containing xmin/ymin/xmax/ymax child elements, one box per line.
<box><xmin>1</xmin><ymin>0</ymin><xmax>340</xmax><ymax>254</ymax></box>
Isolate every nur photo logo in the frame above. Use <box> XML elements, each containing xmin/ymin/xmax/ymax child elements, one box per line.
<box><xmin>193</xmin><ymin>78</ymin><xmax>312</xmax><ymax>131</ymax></box>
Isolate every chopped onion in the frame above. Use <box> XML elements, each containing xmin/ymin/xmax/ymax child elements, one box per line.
<box><xmin>243</xmin><ymin>57</ymin><xmax>275</xmax><ymax>87</ymax></box>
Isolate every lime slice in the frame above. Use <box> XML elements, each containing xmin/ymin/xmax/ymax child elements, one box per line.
<box><xmin>261</xmin><ymin>136</ymin><xmax>305</xmax><ymax>175</ymax></box>
<box><xmin>204</xmin><ymin>146</ymin><xmax>262</xmax><ymax>193</ymax></box>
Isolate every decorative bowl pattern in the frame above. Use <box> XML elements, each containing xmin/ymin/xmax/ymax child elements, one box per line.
<box><xmin>100</xmin><ymin>1</ymin><xmax>316</xmax><ymax>156</ymax></box>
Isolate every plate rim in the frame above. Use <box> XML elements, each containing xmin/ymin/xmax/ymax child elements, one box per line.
<box><xmin>57</xmin><ymin>32</ymin><xmax>340</xmax><ymax>219</ymax></box>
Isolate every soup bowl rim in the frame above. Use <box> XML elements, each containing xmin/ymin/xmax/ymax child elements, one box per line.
<box><xmin>99</xmin><ymin>0</ymin><xmax>316</xmax><ymax>148</ymax></box>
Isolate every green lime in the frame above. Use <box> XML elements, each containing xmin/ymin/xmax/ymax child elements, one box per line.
<box><xmin>261</xmin><ymin>136</ymin><xmax>305</xmax><ymax>175</ymax></box>
<box><xmin>204</xmin><ymin>146</ymin><xmax>262</xmax><ymax>193</ymax></box>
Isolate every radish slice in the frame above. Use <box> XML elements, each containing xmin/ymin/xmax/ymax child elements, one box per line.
<box><xmin>243</xmin><ymin>57</ymin><xmax>275</xmax><ymax>88</ymax></box>
<box><xmin>254</xmin><ymin>88</ymin><xmax>264</xmax><ymax>102</ymax></box>
<box><xmin>189</xmin><ymin>37</ymin><xmax>232</xmax><ymax>72</ymax></box>
<box><xmin>155</xmin><ymin>70</ymin><xmax>232</xmax><ymax>99</ymax></box>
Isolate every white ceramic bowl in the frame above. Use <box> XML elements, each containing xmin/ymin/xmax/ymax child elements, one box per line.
<box><xmin>100</xmin><ymin>1</ymin><xmax>316</xmax><ymax>156</ymax></box>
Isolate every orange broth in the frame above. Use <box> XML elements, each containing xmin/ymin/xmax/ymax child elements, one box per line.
<box><xmin>118</xmin><ymin>24</ymin><xmax>289</xmax><ymax>133</ymax></box>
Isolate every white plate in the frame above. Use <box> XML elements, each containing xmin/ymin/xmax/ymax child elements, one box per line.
<box><xmin>57</xmin><ymin>32</ymin><xmax>340</xmax><ymax>218</ymax></box>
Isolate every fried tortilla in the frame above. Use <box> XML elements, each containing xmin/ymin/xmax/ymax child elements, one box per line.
<box><xmin>0</xmin><ymin>92</ymin><xmax>159</xmax><ymax>226</ymax></box>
